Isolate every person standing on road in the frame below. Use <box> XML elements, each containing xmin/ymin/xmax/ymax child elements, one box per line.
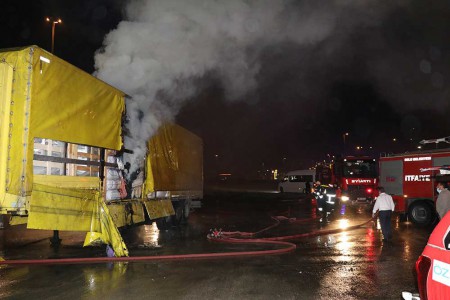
<box><xmin>313</xmin><ymin>181</ymin><xmax>327</xmax><ymax>214</ymax></box>
<box><xmin>436</xmin><ymin>182</ymin><xmax>450</xmax><ymax>220</ymax></box>
<box><xmin>372</xmin><ymin>186</ymin><xmax>395</xmax><ymax>242</ymax></box>
<box><xmin>305</xmin><ymin>181</ymin><xmax>311</xmax><ymax>194</ymax></box>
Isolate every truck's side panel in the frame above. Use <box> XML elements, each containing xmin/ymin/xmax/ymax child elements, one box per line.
<box><xmin>145</xmin><ymin>123</ymin><xmax>203</xmax><ymax>198</ymax></box>
<box><xmin>434</xmin><ymin>156</ymin><xmax>450</xmax><ymax>169</ymax></box>
<box><xmin>403</xmin><ymin>156</ymin><xmax>433</xmax><ymax>199</ymax></box>
<box><xmin>380</xmin><ymin>160</ymin><xmax>403</xmax><ymax>195</ymax></box>
<box><xmin>0</xmin><ymin>46</ymin><xmax>125</xmax><ymax>211</ymax></box>
<box><xmin>0</xmin><ymin>46</ymin><xmax>129</xmax><ymax>256</ymax></box>
<box><xmin>108</xmin><ymin>202</ymin><xmax>146</xmax><ymax>227</ymax></box>
<box><xmin>0</xmin><ymin>48</ymin><xmax>32</xmax><ymax>210</ymax></box>
<box><xmin>30</xmin><ymin>47</ymin><xmax>124</xmax><ymax>150</ymax></box>
<box><xmin>28</xmin><ymin>183</ymin><xmax>101</xmax><ymax>231</ymax></box>
<box><xmin>0</xmin><ymin>63</ymin><xmax>13</xmax><ymax>205</ymax></box>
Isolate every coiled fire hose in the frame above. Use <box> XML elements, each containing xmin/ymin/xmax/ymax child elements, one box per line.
<box><xmin>0</xmin><ymin>215</ymin><xmax>375</xmax><ymax>266</ymax></box>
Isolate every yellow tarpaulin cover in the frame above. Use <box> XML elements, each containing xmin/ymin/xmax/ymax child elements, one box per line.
<box><xmin>33</xmin><ymin>175</ymin><xmax>100</xmax><ymax>189</ymax></box>
<box><xmin>29</xmin><ymin>47</ymin><xmax>124</xmax><ymax>149</ymax></box>
<box><xmin>143</xmin><ymin>199</ymin><xmax>175</xmax><ymax>219</ymax></box>
<box><xmin>0</xmin><ymin>62</ymin><xmax>13</xmax><ymax>203</ymax></box>
<box><xmin>9</xmin><ymin>216</ymin><xmax>28</xmax><ymax>225</ymax></box>
<box><xmin>108</xmin><ymin>201</ymin><xmax>145</xmax><ymax>228</ymax></box>
<box><xmin>28</xmin><ymin>183</ymin><xmax>101</xmax><ymax>231</ymax></box>
<box><xmin>0</xmin><ymin>46</ymin><xmax>125</xmax><ymax>209</ymax></box>
<box><xmin>83</xmin><ymin>201</ymin><xmax>129</xmax><ymax>257</ymax></box>
<box><xmin>28</xmin><ymin>183</ymin><xmax>128</xmax><ymax>257</ymax></box>
<box><xmin>145</xmin><ymin>123</ymin><xmax>203</xmax><ymax>195</ymax></box>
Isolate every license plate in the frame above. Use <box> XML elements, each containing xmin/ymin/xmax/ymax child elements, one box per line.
<box><xmin>357</xmin><ymin>197</ymin><xmax>366</xmax><ymax>200</ymax></box>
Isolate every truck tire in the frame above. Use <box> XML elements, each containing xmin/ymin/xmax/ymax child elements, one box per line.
<box><xmin>408</xmin><ymin>202</ymin><xmax>432</xmax><ymax>226</ymax></box>
<box><xmin>155</xmin><ymin>216</ymin><xmax>172</xmax><ymax>230</ymax></box>
<box><xmin>156</xmin><ymin>204</ymin><xmax>184</xmax><ymax>230</ymax></box>
<box><xmin>172</xmin><ymin>204</ymin><xmax>184</xmax><ymax>226</ymax></box>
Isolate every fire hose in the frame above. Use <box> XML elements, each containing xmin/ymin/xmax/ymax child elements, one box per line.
<box><xmin>0</xmin><ymin>215</ymin><xmax>376</xmax><ymax>266</ymax></box>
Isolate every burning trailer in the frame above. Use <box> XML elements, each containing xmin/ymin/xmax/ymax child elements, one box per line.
<box><xmin>0</xmin><ymin>46</ymin><xmax>203</xmax><ymax>257</ymax></box>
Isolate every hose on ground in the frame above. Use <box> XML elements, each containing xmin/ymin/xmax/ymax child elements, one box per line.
<box><xmin>0</xmin><ymin>215</ymin><xmax>375</xmax><ymax>266</ymax></box>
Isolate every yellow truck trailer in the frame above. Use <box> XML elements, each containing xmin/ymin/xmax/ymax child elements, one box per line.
<box><xmin>0</xmin><ymin>46</ymin><xmax>203</xmax><ymax>257</ymax></box>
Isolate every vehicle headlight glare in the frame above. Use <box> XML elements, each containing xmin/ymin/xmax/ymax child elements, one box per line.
<box><xmin>341</xmin><ymin>196</ymin><xmax>350</xmax><ymax>202</ymax></box>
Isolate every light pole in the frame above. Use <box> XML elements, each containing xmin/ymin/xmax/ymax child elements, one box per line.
<box><xmin>343</xmin><ymin>132</ymin><xmax>349</xmax><ymax>154</ymax></box>
<box><xmin>46</xmin><ymin>17</ymin><xmax>62</xmax><ymax>53</ymax></box>
<box><xmin>46</xmin><ymin>15</ymin><xmax>62</xmax><ymax>248</ymax></box>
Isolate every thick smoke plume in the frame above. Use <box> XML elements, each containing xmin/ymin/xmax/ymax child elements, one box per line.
<box><xmin>94</xmin><ymin>0</ymin><xmax>400</xmax><ymax>171</ymax></box>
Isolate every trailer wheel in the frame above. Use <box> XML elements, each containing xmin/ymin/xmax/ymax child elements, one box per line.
<box><xmin>155</xmin><ymin>216</ymin><xmax>172</xmax><ymax>230</ymax></box>
<box><xmin>172</xmin><ymin>204</ymin><xmax>184</xmax><ymax>226</ymax></box>
<box><xmin>408</xmin><ymin>202</ymin><xmax>432</xmax><ymax>226</ymax></box>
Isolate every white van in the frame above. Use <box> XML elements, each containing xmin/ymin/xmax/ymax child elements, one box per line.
<box><xmin>278</xmin><ymin>170</ymin><xmax>316</xmax><ymax>193</ymax></box>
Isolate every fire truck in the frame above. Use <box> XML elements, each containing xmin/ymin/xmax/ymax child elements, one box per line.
<box><xmin>379</xmin><ymin>137</ymin><xmax>450</xmax><ymax>226</ymax></box>
<box><xmin>316</xmin><ymin>156</ymin><xmax>378</xmax><ymax>204</ymax></box>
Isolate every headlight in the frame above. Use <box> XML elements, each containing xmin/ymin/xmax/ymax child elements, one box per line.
<box><xmin>341</xmin><ymin>196</ymin><xmax>350</xmax><ymax>202</ymax></box>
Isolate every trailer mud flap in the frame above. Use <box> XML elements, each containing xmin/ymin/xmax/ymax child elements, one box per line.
<box><xmin>143</xmin><ymin>199</ymin><xmax>175</xmax><ymax>220</ymax></box>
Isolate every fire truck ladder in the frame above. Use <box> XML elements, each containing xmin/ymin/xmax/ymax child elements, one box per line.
<box><xmin>418</xmin><ymin>137</ymin><xmax>450</xmax><ymax>176</ymax></box>
<box><xmin>419</xmin><ymin>136</ymin><xmax>450</xmax><ymax>145</ymax></box>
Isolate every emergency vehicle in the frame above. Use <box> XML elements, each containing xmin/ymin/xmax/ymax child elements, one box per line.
<box><xmin>278</xmin><ymin>169</ymin><xmax>315</xmax><ymax>193</ymax></box>
<box><xmin>316</xmin><ymin>156</ymin><xmax>378</xmax><ymax>204</ymax></box>
<box><xmin>405</xmin><ymin>185</ymin><xmax>450</xmax><ymax>300</ymax></box>
<box><xmin>379</xmin><ymin>145</ymin><xmax>450</xmax><ymax>226</ymax></box>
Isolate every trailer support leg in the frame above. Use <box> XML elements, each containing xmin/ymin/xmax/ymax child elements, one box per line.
<box><xmin>50</xmin><ymin>230</ymin><xmax>61</xmax><ymax>247</ymax></box>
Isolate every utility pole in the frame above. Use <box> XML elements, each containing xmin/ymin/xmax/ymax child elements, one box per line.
<box><xmin>46</xmin><ymin>17</ymin><xmax>62</xmax><ymax>53</ymax></box>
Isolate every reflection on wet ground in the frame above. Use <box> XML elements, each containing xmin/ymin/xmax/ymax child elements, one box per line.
<box><xmin>0</xmin><ymin>191</ymin><xmax>434</xmax><ymax>299</ymax></box>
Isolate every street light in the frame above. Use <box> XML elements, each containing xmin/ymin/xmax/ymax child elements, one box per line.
<box><xmin>342</xmin><ymin>132</ymin><xmax>349</xmax><ymax>154</ymax></box>
<box><xmin>46</xmin><ymin>17</ymin><xmax>62</xmax><ymax>53</ymax></box>
<box><xmin>45</xmin><ymin>17</ymin><xmax>62</xmax><ymax>247</ymax></box>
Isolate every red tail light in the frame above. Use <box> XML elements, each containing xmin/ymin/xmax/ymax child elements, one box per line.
<box><xmin>415</xmin><ymin>255</ymin><xmax>431</xmax><ymax>300</ymax></box>
<box><xmin>366</xmin><ymin>188</ymin><xmax>373</xmax><ymax>194</ymax></box>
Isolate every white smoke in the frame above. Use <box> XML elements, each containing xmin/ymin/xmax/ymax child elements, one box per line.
<box><xmin>94</xmin><ymin>0</ymin><xmax>398</xmax><ymax>172</ymax></box>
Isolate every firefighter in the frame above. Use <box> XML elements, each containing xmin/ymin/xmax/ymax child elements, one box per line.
<box><xmin>313</xmin><ymin>181</ymin><xmax>327</xmax><ymax>215</ymax></box>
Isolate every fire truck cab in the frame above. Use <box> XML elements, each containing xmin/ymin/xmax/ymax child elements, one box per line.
<box><xmin>379</xmin><ymin>149</ymin><xmax>450</xmax><ymax>225</ymax></box>
<box><xmin>316</xmin><ymin>156</ymin><xmax>378</xmax><ymax>204</ymax></box>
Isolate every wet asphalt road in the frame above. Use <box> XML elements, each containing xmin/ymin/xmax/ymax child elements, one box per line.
<box><xmin>0</xmin><ymin>190</ymin><xmax>435</xmax><ymax>299</ymax></box>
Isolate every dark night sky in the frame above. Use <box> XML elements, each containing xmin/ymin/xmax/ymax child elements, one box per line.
<box><xmin>1</xmin><ymin>0</ymin><xmax>450</xmax><ymax>179</ymax></box>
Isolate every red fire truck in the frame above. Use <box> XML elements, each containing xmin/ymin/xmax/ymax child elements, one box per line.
<box><xmin>379</xmin><ymin>146</ymin><xmax>450</xmax><ymax>226</ymax></box>
<box><xmin>316</xmin><ymin>156</ymin><xmax>378</xmax><ymax>204</ymax></box>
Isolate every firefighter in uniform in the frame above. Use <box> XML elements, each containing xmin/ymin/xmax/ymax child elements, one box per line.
<box><xmin>313</xmin><ymin>181</ymin><xmax>328</xmax><ymax>215</ymax></box>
